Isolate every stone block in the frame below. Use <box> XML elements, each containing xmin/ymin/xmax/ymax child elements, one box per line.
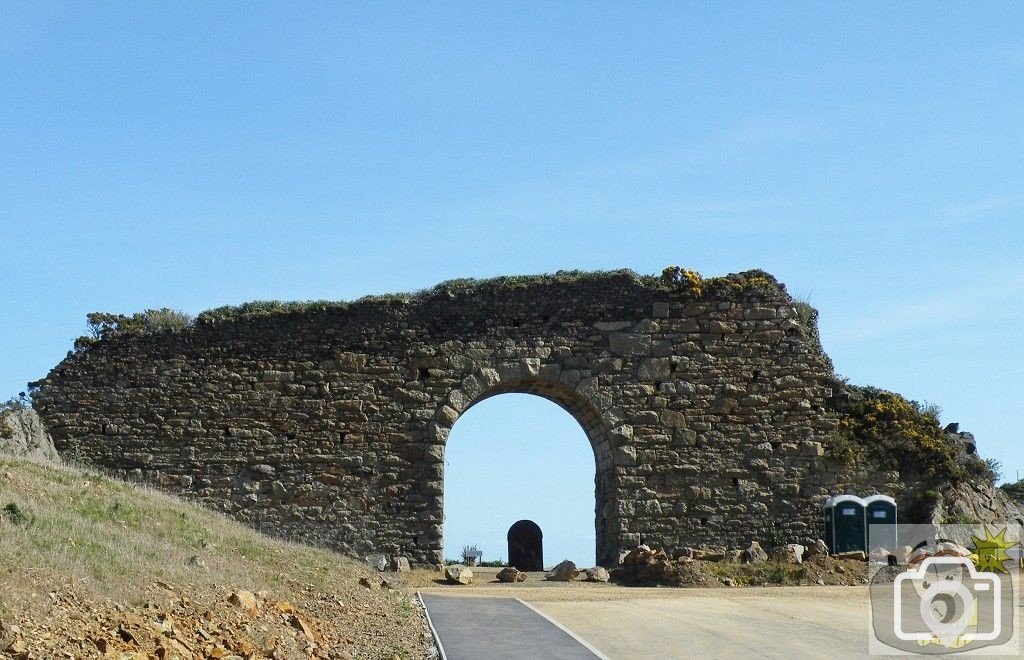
<box><xmin>609</xmin><ymin>333</ymin><xmax>651</xmax><ymax>357</ymax></box>
<box><xmin>637</xmin><ymin>358</ymin><xmax>671</xmax><ymax>382</ymax></box>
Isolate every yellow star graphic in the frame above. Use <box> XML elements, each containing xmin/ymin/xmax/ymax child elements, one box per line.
<box><xmin>970</xmin><ymin>527</ymin><xmax>1017</xmax><ymax>573</ymax></box>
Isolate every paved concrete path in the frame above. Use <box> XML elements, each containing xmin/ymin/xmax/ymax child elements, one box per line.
<box><xmin>419</xmin><ymin>593</ymin><xmax>604</xmax><ymax>660</ymax></box>
<box><xmin>530</xmin><ymin>588</ymin><xmax>872</xmax><ymax>659</ymax></box>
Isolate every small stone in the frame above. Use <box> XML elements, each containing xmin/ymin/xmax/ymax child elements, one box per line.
<box><xmin>389</xmin><ymin>556</ymin><xmax>411</xmax><ymax>573</ymax></box>
<box><xmin>868</xmin><ymin>547</ymin><xmax>891</xmax><ymax>564</ymax></box>
<box><xmin>495</xmin><ymin>567</ymin><xmax>527</xmax><ymax>583</ymax></box>
<box><xmin>583</xmin><ymin>567</ymin><xmax>610</xmax><ymax>582</ymax></box>
<box><xmin>621</xmin><ymin>545</ymin><xmax>657</xmax><ymax>566</ymax></box>
<box><xmin>250</xmin><ymin>464</ymin><xmax>276</xmax><ymax>477</ymax></box>
<box><xmin>227</xmin><ymin>590</ymin><xmax>259</xmax><ymax>616</ymax></box>
<box><xmin>545</xmin><ymin>560</ymin><xmax>580</xmax><ymax>581</ymax></box>
<box><xmin>934</xmin><ymin>542</ymin><xmax>971</xmax><ymax>558</ymax></box>
<box><xmin>289</xmin><ymin>614</ymin><xmax>317</xmax><ymax>643</ymax></box>
<box><xmin>365</xmin><ymin>554</ymin><xmax>388</xmax><ymax>572</ymax></box>
<box><xmin>444</xmin><ymin>565</ymin><xmax>473</xmax><ymax>585</ymax></box>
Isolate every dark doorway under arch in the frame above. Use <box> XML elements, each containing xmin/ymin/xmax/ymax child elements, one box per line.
<box><xmin>507</xmin><ymin>519</ymin><xmax>544</xmax><ymax>571</ymax></box>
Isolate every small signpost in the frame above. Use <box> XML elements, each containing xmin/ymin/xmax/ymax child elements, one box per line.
<box><xmin>462</xmin><ymin>545</ymin><xmax>483</xmax><ymax>566</ymax></box>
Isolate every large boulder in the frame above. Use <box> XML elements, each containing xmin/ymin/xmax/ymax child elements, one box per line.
<box><xmin>742</xmin><ymin>541</ymin><xmax>768</xmax><ymax>564</ymax></box>
<box><xmin>0</xmin><ymin>407</ymin><xmax>58</xmax><ymax>462</ymax></box>
<box><xmin>769</xmin><ymin>544</ymin><xmax>805</xmax><ymax>565</ymax></box>
<box><xmin>495</xmin><ymin>567</ymin><xmax>527</xmax><ymax>583</ymax></box>
<box><xmin>611</xmin><ymin>558</ymin><xmax>717</xmax><ymax>588</ymax></box>
<box><xmin>803</xmin><ymin>539</ymin><xmax>830</xmax><ymax>560</ymax></box>
<box><xmin>892</xmin><ymin>545</ymin><xmax>914</xmax><ymax>565</ymax></box>
<box><xmin>389</xmin><ymin>556</ymin><xmax>411</xmax><ymax>573</ymax></box>
<box><xmin>365</xmin><ymin>554</ymin><xmax>388</xmax><ymax>572</ymax></box>
<box><xmin>620</xmin><ymin>545</ymin><xmax>666</xmax><ymax>566</ymax></box>
<box><xmin>544</xmin><ymin>560</ymin><xmax>580</xmax><ymax>581</ymax></box>
<box><xmin>444</xmin><ymin>565</ymin><xmax>473</xmax><ymax>585</ymax></box>
<box><xmin>907</xmin><ymin>541</ymin><xmax>971</xmax><ymax>569</ymax></box>
<box><xmin>583</xmin><ymin>567</ymin><xmax>610</xmax><ymax>582</ymax></box>
<box><xmin>722</xmin><ymin>549</ymin><xmax>744</xmax><ymax>564</ymax></box>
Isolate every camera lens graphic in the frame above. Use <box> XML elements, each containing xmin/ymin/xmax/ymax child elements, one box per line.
<box><xmin>919</xmin><ymin>581</ymin><xmax>974</xmax><ymax>639</ymax></box>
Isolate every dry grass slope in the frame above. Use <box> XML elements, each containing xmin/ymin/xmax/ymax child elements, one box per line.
<box><xmin>0</xmin><ymin>456</ymin><xmax>430</xmax><ymax>659</ymax></box>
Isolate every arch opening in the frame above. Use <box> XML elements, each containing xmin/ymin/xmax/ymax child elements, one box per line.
<box><xmin>441</xmin><ymin>392</ymin><xmax>603</xmax><ymax>568</ymax></box>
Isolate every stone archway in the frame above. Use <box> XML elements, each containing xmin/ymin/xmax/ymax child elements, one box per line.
<box><xmin>34</xmin><ymin>269</ymin><xmax>845</xmax><ymax>568</ymax></box>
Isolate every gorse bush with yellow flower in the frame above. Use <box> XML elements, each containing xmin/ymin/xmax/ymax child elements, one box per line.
<box><xmin>830</xmin><ymin>386</ymin><xmax>997</xmax><ymax>485</ymax></box>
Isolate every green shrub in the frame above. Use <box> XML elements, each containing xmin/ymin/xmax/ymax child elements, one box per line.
<box><xmin>0</xmin><ymin>394</ymin><xmax>30</xmax><ymax>440</ymax></box>
<box><xmin>832</xmin><ymin>386</ymin><xmax>963</xmax><ymax>481</ymax></box>
<box><xmin>750</xmin><ymin>521</ymin><xmax>787</xmax><ymax>549</ymax></box>
<box><xmin>2</xmin><ymin>502</ymin><xmax>33</xmax><ymax>526</ymax></box>
<box><xmin>999</xmin><ymin>478</ymin><xmax>1024</xmax><ymax>503</ymax></box>
<box><xmin>76</xmin><ymin>308</ymin><xmax>193</xmax><ymax>348</ymax></box>
<box><xmin>962</xmin><ymin>457</ymin><xmax>1002</xmax><ymax>485</ymax></box>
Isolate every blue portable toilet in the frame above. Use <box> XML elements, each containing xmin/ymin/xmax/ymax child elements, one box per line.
<box><xmin>864</xmin><ymin>494</ymin><xmax>898</xmax><ymax>552</ymax></box>
<box><xmin>829</xmin><ymin>495</ymin><xmax>867</xmax><ymax>554</ymax></box>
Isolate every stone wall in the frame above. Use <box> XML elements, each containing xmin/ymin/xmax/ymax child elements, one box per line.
<box><xmin>30</xmin><ymin>269</ymin><xmax>979</xmax><ymax>565</ymax></box>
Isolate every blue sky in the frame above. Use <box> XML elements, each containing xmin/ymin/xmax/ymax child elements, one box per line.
<box><xmin>1</xmin><ymin>3</ymin><xmax>1022</xmax><ymax>565</ymax></box>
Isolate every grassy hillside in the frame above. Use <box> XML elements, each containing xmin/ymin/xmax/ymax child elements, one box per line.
<box><xmin>0</xmin><ymin>456</ymin><xmax>430</xmax><ymax>659</ymax></box>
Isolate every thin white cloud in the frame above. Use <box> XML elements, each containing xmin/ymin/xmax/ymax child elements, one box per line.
<box><xmin>409</xmin><ymin>113</ymin><xmax>823</xmax><ymax>234</ymax></box>
<box><xmin>827</xmin><ymin>299</ymin><xmax>962</xmax><ymax>343</ymax></box>
<box><xmin>943</xmin><ymin>196</ymin><xmax>1019</xmax><ymax>223</ymax></box>
<box><xmin>825</xmin><ymin>270</ymin><xmax>1024</xmax><ymax>344</ymax></box>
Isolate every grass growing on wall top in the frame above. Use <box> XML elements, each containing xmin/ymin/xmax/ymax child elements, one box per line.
<box><xmin>74</xmin><ymin>266</ymin><xmax>794</xmax><ymax>342</ymax></box>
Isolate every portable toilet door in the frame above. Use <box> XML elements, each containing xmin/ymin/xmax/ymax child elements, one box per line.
<box><xmin>822</xmin><ymin>496</ymin><xmax>836</xmax><ymax>553</ymax></box>
<box><xmin>864</xmin><ymin>494</ymin><xmax>898</xmax><ymax>553</ymax></box>
<box><xmin>831</xmin><ymin>495</ymin><xmax>867</xmax><ymax>554</ymax></box>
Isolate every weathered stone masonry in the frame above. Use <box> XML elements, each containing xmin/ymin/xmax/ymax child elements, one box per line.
<box><xmin>34</xmin><ymin>270</ymin><xmax>883</xmax><ymax>566</ymax></box>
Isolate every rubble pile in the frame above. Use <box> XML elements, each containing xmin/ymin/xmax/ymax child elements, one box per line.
<box><xmin>611</xmin><ymin>543</ymin><xmax>870</xmax><ymax>588</ymax></box>
<box><xmin>0</xmin><ymin>578</ymin><xmax>427</xmax><ymax>660</ymax></box>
